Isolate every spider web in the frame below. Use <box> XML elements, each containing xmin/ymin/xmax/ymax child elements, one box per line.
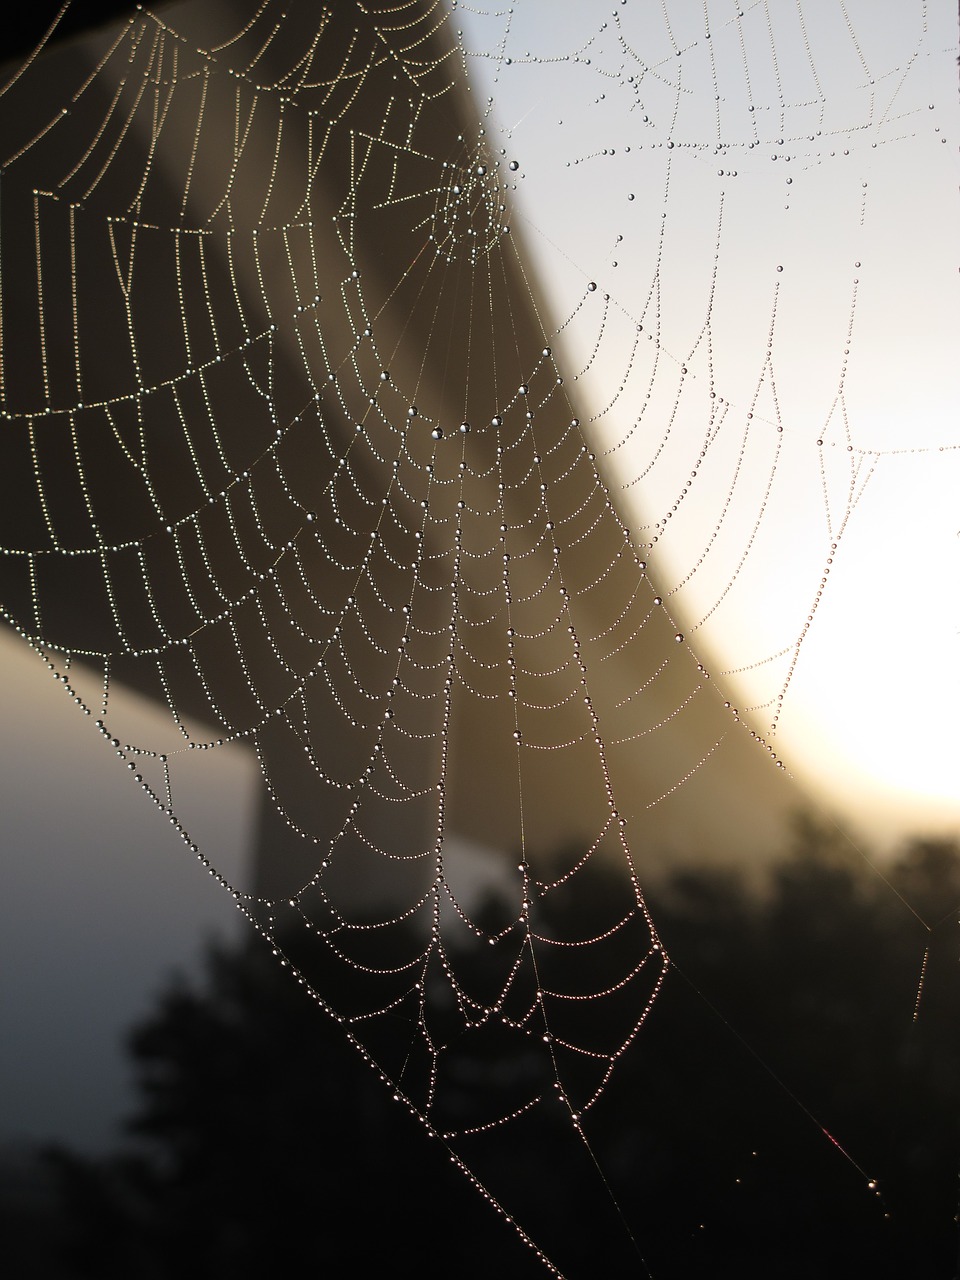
<box><xmin>0</xmin><ymin>1</ymin><xmax>955</xmax><ymax>1273</ymax></box>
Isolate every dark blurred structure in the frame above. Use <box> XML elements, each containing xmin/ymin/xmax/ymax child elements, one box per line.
<box><xmin>0</xmin><ymin>0</ymin><xmax>801</xmax><ymax>914</ymax></box>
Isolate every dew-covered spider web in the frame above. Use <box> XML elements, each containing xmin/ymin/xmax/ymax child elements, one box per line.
<box><xmin>0</xmin><ymin>1</ymin><xmax>956</xmax><ymax>1274</ymax></box>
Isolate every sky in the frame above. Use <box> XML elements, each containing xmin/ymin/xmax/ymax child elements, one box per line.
<box><xmin>452</xmin><ymin>0</ymin><xmax>960</xmax><ymax>843</ymax></box>
<box><xmin>0</xmin><ymin>629</ymin><xmax>250</xmax><ymax>1152</ymax></box>
<box><xmin>1</xmin><ymin>0</ymin><xmax>957</xmax><ymax>1157</ymax></box>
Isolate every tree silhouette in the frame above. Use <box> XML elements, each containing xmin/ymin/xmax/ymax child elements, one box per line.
<box><xmin>29</xmin><ymin>825</ymin><xmax>960</xmax><ymax>1279</ymax></box>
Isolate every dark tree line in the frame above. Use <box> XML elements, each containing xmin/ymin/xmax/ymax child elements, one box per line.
<box><xmin>4</xmin><ymin>822</ymin><xmax>959</xmax><ymax>1278</ymax></box>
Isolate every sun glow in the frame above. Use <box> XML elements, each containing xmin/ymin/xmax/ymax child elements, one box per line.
<box><xmin>456</xmin><ymin>0</ymin><xmax>960</xmax><ymax>843</ymax></box>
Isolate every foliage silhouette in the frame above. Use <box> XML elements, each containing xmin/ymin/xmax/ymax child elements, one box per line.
<box><xmin>25</xmin><ymin>824</ymin><xmax>960</xmax><ymax>1278</ymax></box>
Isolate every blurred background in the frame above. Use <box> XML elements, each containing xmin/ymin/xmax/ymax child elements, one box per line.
<box><xmin>1</xmin><ymin>3</ymin><xmax>957</xmax><ymax>1276</ymax></box>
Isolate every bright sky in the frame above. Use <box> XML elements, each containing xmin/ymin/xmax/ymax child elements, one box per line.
<box><xmin>454</xmin><ymin>0</ymin><xmax>959</xmax><ymax>846</ymax></box>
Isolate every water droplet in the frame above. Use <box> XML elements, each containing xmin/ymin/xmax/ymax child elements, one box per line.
<box><xmin>587</xmin><ymin>281</ymin><xmax>597</xmax><ymax>292</ymax></box>
<box><xmin>509</xmin><ymin>160</ymin><xmax>519</xmax><ymax>171</ymax></box>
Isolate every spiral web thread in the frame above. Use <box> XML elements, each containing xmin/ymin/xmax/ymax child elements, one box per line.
<box><xmin>0</xmin><ymin>1</ymin><xmax>955</xmax><ymax>1272</ymax></box>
